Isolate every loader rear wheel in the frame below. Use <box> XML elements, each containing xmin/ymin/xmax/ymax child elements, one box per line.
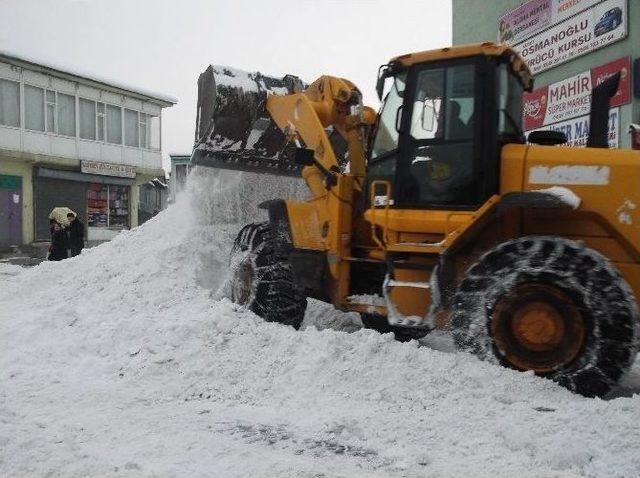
<box><xmin>451</xmin><ymin>236</ymin><xmax>639</xmax><ymax>397</ymax></box>
<box><xmin>229</xmin><ymin>222</ymin><xmax>306</xmax><ymax>329</ymax></box>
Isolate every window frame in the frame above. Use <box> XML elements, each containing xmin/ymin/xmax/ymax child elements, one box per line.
<box><xmin>132</xmin><ymin>111</ymin><xmax>160</xmax><ymax>151</ymax></box>
<box><xmin>79</xmin><ymin>97</ymin><xmax>98</xmax><ymax>140</ymax></box>
<box><xmin>147</xmin><ymin>114</ymin><xmax>160</xmax><ymax>151</ymax></box>
<box><xmin>87</xmin><ymin>183</ymin><xmax>130</xmax><ymax>229</ymax></box>
<box><xmin>139</xmin><ymin>112</ymin><xmax>148</xmax><ymax>149</ymax></box>
<box><xmin>106</xmin><ymin>103</ymin><xmax>123</xmax><ymax>145</ymax></box>
<box><xmin>406</xmin><ymin>61</ymin><xmax>477</xmax><ymax>147</ymax></box>
<box><xmin>21</xmin><ymin>85</ymin><xmax>76</xmax><ymax>137</ymax></box>
<box><xmin>23</xmin><ymin>83</ymin><xmax>46</xmax><ymax>132</ymax></box>
<box><xmin>124</xmin><ymin>108</ymin><xmax>140</xmax><ymax>148</ymax></box>
<box><xmin>45</xmin><ymin>89</ymin><xmax>57</xmax><ymax>134</ymax></box>
<box><xmin>370</xmin><ymin>72</ymin><xmax>407</xmax><ymax>163</ymax></box>
<box><xmin>0</xmin><ymin>77</ymin><xmax>21</xmax><ymax>128</ymax></box>
<box><xmin>392</xmin><ymin>56</ymin><xmax>489</xmax><ymax>210</ymax></box>
<box><xmin>78</xmin><ymin>98</ymin><xmax>130</xmax><ymax>146</ymax></box>
<box><xmin>96</xmin><ymin>102</ymin><xmax>106</xmax><ymax>141</ymax></box>
<box><xmin>56</xmin><ymin>91</ymin><xmax>76</xmax><ymax>137</ymax></box>
<box><xmin>2</xmin><ymin>78</ymin><xmax>160</xmax><ymax>151</ymax></box>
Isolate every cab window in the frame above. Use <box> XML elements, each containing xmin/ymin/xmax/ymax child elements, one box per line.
<box><xmin>401</xmin><ymin>62</ymin><xmax>478</xmax><ymax>207</ymax></box>
<box><xmin>371</xmin><ymin>73</ymin><xmax>406</xmax><ymax>160</ymax></box>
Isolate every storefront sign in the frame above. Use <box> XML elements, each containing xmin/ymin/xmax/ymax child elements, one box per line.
<box><xmin>499</xmin><ymin>0</ymin><xmax>603</xmax><ymax>45</ymax></box>
<box><xmin>528</xmin><ymin>107</ymin><xmax>620</xmax><ymax>148</ymax></box>
<box><xmin>513</xmin><ymin>0</ymin><xmax>627</xmax><ymax>75</ymax></box>
<box><xmin>499</xmin><ymin>0</ymin><xmax>552</xmax><ymax>45</ymax></box>
<box><xmin>523</xmin><ymin>56</ymin><xmax>630</xmax><ymax>130</ymax></box>
<box><xmin>81</xmin><ymin>160</ymin><xmax>136</xmax><ymax>178</ymax></box>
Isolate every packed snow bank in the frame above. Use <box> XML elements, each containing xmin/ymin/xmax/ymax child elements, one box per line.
<box><xmin>2</xmin><ymin>170</ymin><xmax>640</xmax><ymax>477</ymax></box>
<box><xmin>0</xmin><ymin>262</ymin><xmax>24</xmax><ymax>277</ymax></box>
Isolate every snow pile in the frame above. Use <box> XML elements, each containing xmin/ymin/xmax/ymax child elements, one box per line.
<box><xmin>1</xmin><ymin>171</ymin><xmax>640</xmax><ymax>477</ymax></box>
<box><xmin>0</xmin><ymin>262</ymin><xmax>25</xmax><ymax>277</ymax></box>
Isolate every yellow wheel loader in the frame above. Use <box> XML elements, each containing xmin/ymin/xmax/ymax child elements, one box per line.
<box><xmin>192</xmin><ymin>43</ymin><xmax>640</xmax><ymax>397</ymax></box>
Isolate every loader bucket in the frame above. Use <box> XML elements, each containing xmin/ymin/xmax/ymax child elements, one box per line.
<box><xmin>191</xmin><ymin>65</ymin><xmax>306</xmax><ymax>177</ymax></box>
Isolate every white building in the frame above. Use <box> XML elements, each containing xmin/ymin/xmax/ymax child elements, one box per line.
<box><xmin>0</xmin><ymin>51</ymin><xmax>176</xmax><ymax>248</ymax></box>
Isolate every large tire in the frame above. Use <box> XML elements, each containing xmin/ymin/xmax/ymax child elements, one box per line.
<box><xmin>451</xmin><ymin>236</ymin><xmax>639</xmax><ymax>397</ymax></box>
<box><xmin>229</xmin><ymin>222</ymin><xmax>306</xmax><ymax>329</ymax></box>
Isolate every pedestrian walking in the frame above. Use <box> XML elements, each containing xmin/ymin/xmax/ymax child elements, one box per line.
<box><xmin>48</xmin><ymin>222</ymin><xmax>68</xmax><ymax>261</ymax></box>
<box><xmin>66</xmin><ymin>212</ymin><xmax>85</xmax><ymax>257</ymax></box>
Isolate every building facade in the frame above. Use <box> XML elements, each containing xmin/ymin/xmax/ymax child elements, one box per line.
<box><xmin>138</xmin><ymin>177</ymin><xmax>168</xmax><ymax>224</ymax></box>
<box><xmin>452</xmin><ymin>0</ymin><xmax>639</xmax><ymax>149</ymax></box>
<box><xmin>0</xmin><ymin>51</ymin><xmax>175</xmax><ymax>249</ymax></box>
<box><xmin>169</xmin><ymin>154</ymin><xmax>191</xmax><ymax>202</ymax></box>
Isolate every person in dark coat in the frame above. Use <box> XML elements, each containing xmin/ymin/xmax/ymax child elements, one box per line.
<box><xmin>66</xmin><ymin>212</ymin><xmax>85</xmax><ymax>257</ymax></box>
<box><xmin>48</xmin><ymin>222</ymin><xmax>68</xmax><ymax>261</ymax></box>
<box><xmin>49</xmin><ymin>218</ymin><xmax>58</xmax><ymax>236</ymax></box>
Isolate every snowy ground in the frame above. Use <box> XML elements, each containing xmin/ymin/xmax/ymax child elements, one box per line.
<box><xmin>2</xmin><ymin>172</ymin><xmax>640</xmax><ymax>477</ymax></box>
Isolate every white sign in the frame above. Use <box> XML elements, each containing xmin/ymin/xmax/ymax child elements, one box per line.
<box><xmin>81</xmin><ymin>161</ymin><xmax>136</xmax><ymax>178</ymax></box>
<box><xmin>514</xmin><ymin>0</ymin><xmax>627</xmax><ymax>75</ymax></box>
<box><xmin>529</xmin><ymin>165</ymin><xmax>611</xmax><ymax>185</ymax></box>
<box><xmin>499</xmin><ymin>0</ymin><xmax>602</xmax><ymax>45</ymax></box>
<box><xmin>529</xmin><ymin>107</ymin><xmax>620</xmax><ymax>148</ymax></box>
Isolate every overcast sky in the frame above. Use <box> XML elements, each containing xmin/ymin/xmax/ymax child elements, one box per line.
<box><xmin>0</xmin><ymin>0</ymin><xmax>451</xmax><ymax>171</ymax></box>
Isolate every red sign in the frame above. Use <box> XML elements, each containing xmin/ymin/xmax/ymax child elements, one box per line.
<box><xmin>523</xmin><ymin>56</ymin><xmax>631</xmax><ymax>131</ymax></box>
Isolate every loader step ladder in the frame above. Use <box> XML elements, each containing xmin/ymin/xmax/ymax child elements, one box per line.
<box><xmin>382</xmin><ymin>258</ymin><xmax>440</xmax><ymax>330</ymax></box>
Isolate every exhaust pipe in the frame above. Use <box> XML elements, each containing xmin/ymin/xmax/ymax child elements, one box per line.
<box><xmin>586</xmin><ymin>72</ymin><xmax>620</xmax><ymax>148</ymax></box>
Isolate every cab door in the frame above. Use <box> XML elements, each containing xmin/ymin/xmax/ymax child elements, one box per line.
<box><xmin>396</xmin><ymin>58</ymin><xmax>489</xmax><ymax>209</ymax></box>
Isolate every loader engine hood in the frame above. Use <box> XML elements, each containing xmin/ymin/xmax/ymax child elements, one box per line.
<box><xmin>192</xmin><ymin>65</ymin><xmax>306</xmax><ymax>176</ymax></box>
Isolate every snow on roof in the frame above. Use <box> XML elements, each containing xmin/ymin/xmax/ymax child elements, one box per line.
<box><xmin>145</xmin><ymin>177</ymin><xmax>168</xmax><ymax>188</ymax></box>
<box><xmin>0</xmin><ymin>50</ymin><xmax>177</xmax><ymax>105</ymax></box>
<box><xmin>152</xmin><ymin>178</ymin><xmax>168</xmax><ymax>188</ymax></box>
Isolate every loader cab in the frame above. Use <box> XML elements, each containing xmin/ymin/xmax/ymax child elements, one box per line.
<box><xmin>369</xmin><ymin>52</ymin><xmax>527</xmax><ymax>210</ymax></box>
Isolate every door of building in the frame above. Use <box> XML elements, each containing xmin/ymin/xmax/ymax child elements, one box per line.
<box><xmin>0</xmin><ymin>175</ymin><xmax>23</xmax><ymax>249</ymax></box>
<box><xmin>34</xmin><ymin>176</ymin><xmax>87</xmax><ymax>241</ymax></box>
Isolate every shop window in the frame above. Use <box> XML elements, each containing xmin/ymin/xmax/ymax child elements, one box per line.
<box><xmin>0</xmin><ymin>78</ymin><xmax>20</xmax><ymax>127</ymax></box>
<box><xmin>124</xmin><ymin>109</ymin><xmax>139</xmax><ymax>147</ymax></box>
<box><xmin>87</xmin><ymin>183</ymin><xmax>108</xmax><ymax>227</ymax></box>
<box><xmin>97</xmin><ymin>102</ymin><xmax>106</xmax><ymax>141</ymax></box>
<box><xmin>25</xmin><ymin>85</ymin><xmax>45</xmax><ymax>131</ymax></box>
<box><xmin>107</xmin><ymin>104</ymin><xmax>122</xmax><ymax>144</ymax></box>
<box><xmin>87</xmin><ymin>183</ymin><xmax>129</xmax><ymax>229</ymax></box>
<box><xmin>79</xmin><ymin>98</ymin><xmax>96</xmax><ymax>140</ymax></box>
<box><xmin>109</xmin><ymin>185</ymin><xmax>129</xmax><ymax>227</ymax></box>
<box><xmin>58</xmin><ymin>93</ymin><xmax>76</xmax><ymax>137</ymax></box>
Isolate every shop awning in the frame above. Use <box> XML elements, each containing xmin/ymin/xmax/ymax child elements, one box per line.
<box><xmin>37</xmin><ymin>167</ymin><xmax>135</xmax><ymax>186</ymax></box>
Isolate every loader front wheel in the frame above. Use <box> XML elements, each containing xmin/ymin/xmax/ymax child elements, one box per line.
<box><xmin>229</xmin><ymin>222</ymin><xmax>306</xmax><ymax>329</ymax></box>
<box><xmin>451</xmin><ymin>236</ymin><xmax>639</xmax><ymax>397</ymax></box>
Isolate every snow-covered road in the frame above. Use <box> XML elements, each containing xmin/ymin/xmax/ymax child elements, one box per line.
<box><xmin>2</xmin><ymin>177</ymin><xmax>640</xmax><ymax>477</ymax></box>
